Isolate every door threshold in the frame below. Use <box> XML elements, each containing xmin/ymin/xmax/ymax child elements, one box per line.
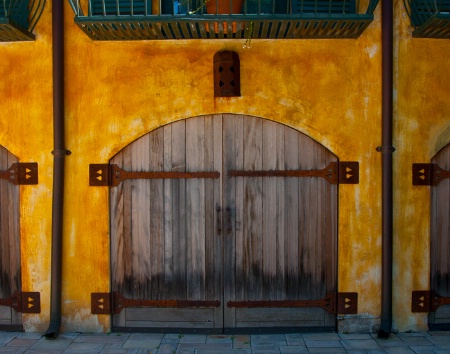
<box><xmin>112</xmin><ymin>326</ymin><xmax>336</xmax><ymax>334</ymax></box>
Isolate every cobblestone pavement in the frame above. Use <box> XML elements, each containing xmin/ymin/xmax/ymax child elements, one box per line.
<box><xmin>1</xmin><ymin>331</ymin><xmax>450</xmax><ymax>353</ymax></box>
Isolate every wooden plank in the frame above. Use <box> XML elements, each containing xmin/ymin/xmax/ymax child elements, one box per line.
<box><xmin>149</xmin><ymin>128</ymin><xmax>165</xmax><ymax>299</ymax></box>
<box><xmin>130</xmin><ymin>133</ymin><xmax>151</xmax><ymax>298</ymax></box>
<box><xmin>211</xmin><ymin>114</ymin><xmax>223</xmax><ymax>328</ymax></box>
<box><xmin>262</xmin><ymin>119</ymin><xmax>277</xmax><ymax>300</ymax></box>
<box><xmin>284</xmin><ymin>126</ymin><xmax>300</xmax><ymax>300</ymax></box>
<box><xmin>171</xmin><ymin>120</ymin><xmax>187</xmax><ymax>300</ymax></box>
<box><xmin>243</xmin><ymin>116</ymin><xmax>263</xmax><ymax>302</ymax></box>
<box><xmin>186</xmin><ymin>117</ymin><xmax>206</xmax><ymax>301</ymax></box>
<box><xmin>275</xmin><ymin>123</ymin><xmax>286</xmax><ymax>301</ymax></box>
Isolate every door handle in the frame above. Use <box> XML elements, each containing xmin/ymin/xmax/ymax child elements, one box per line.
<box><xmin>216</xmin><ymin>205</ymin><xmax>222</xmax><ymax>236</ymax></box>
<box><xmin>225</xmin><ymin>207</ymin><xmax>232</xmax><ymax>234</ymax></box>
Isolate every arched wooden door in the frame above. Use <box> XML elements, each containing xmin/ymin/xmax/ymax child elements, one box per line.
<box><xmin>429</xmin><ymin>143</ymin><xmax>450</xmax><ymax>328</ymax></box>
<box><xmin>110</xmin><ymin>114</ymin><xmax>338</xmax><ymax>332</ymax></box>
<box><xmin>0</xmin><ymin>146</ymin><xmax>21</xmax><ymax>330</ymax></box>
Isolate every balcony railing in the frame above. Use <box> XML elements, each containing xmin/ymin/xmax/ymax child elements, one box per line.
<box><xmin>0</xmin><ymin>0</ymin><xmax>46</xmax><ymax>41</ymax></box>
<box><xmin>70</xmin><ymin>0</ymin><xmax>380</xmax><ymax>40</ymax></box>
<box><xmin>404</xmin><ymin>0</ymin><xmax>450</xmax><ymax>38</ymax></box>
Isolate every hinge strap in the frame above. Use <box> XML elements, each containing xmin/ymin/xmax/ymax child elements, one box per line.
<box><xmin>227</xmin><ymin>292</ymin><xmax>357</xmax><ymax>314</ymax></box>
<box><xmin>91</xmin><ymin>292</ymin><xmax>221</xmax><ymax>314</ymax></box>
<box><xmin>413</xmin><ymin>163</ymin><xmax>450</xmax><ymax>186</ymax></box>
<box><xmin>0</xmin><ymin>163</ymin><xmax>38</xmax><ymax>185</ymax></box>
<box><xmin>227</xmin><ymin>161</ymin><xmax>358</xmax><ymax>184</ymax></box>
<box><xmin>89</xmin><ymin>164</ymin><xmax>220</xmax><ymax>187</ymax></box>
<box><xmin>0</xmin><ymin>291</ymin><xmax>41</xmax><ymax>313</ymax></box>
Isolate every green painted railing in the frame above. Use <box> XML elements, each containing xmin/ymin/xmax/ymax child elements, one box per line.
<box><xmin>70</xmin><ymin>0</ymin><xmax>380</xmax><ymax>40</ymax></box>
<box><xmin>0</xmin><ymin>0</ymin><xmax>46</xmax><ymax>41</ymax></box>
<box><xmin>403</xmin><ymin>0</ymin><xmax>450</xmax><ymax>38</ymax></box>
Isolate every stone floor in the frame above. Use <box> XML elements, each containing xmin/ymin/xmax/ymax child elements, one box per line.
<box><xmin>1</xmin><ymin>331</ymin><xmax>450</xmax><ymax>353</ymax></box>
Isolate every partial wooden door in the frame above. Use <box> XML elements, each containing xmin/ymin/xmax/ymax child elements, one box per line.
<box><xmin>222</xmin><ymin>115</ymin><xmax>337</xmax><ymax>330</ymax></box>
<box><xmin>429</xmin><ymin>143</ymin><xmax>450</xmax><ymax>328</ymax></box>
<box><xmin>0</xmin><ymin>147</ymin><xmax>21</xmax><ymax>330</ymax></box>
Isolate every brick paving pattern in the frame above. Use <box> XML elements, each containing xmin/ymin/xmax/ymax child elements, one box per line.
<box><xmin>1</xmin><ymin>331</ymin><xmax>450</xmax><ymax>353</ymax></box>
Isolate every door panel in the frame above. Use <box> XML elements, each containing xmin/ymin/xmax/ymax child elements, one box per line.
<box><xmin>430</xmin><ymin>143</ymin><xmax>450</xmax><ymax>327</ymax></box>
<box><xmin>0</xmin><ymin>146</ymin><xmax>21</xmax><ymax>329</ymax></box>
<box><xmin>110</xmin><ymin>114</ymin><xmax>338</xmax><ymax>331</ymax></box>
<box><xmin>223</xmin><ymin>115</ymin><xmax>337</xmax><ymax>329</ymax></box>
<box><xmin>110</xmin><ymin>117</ymin><xmax>223</xmax><ymax>330</ymax></box>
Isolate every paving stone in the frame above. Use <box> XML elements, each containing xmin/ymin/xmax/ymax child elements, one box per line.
<box><xmin>251</xmin><ymin>334</ymin><xmax>287</xmax><ymax>346</ymax></box>
<box><xmin>278</xmin><ymin>345</ymin><xmax>309</xmax><ymax>353</ymax></box>
<box><xmin>154</xmin><ymin>343</ymin><xmax>178</xmax><ymax>354</ymax></box>
<box><xmin>304</xmin><ymin>339</ymin><xmax>343</xmax><ymax>348</ymax></box>
<box><xmin>129</xmin><ymin>333</ymin><xmax>164</xmax><ymax>341</ymax></box>
<box><xmin>383</xmin><ymin>347</ymin><xmax>415</xmax><ymax>353</ymax></box>
<box><xmin>15</xmin><ymin>333</ymin><xmax>43</xmax><ymax>340</ymax></box>
<box><xmin>123</xmin><ymin>339</ymin><xmax>161</xmax><ymax>349</ymax></box>
<box><xmin>342</xmin><ymin>339</ymin><xmax>384</xmax><ymax>350</ymax></box>
<box><xmin>178</xmin><ymin>335</ymin><xmax>207</xmax><ymax>343</ymax></box>
<box><xmin>340</xmin><ymin>333</ymin><xmax>374</xmax><ymax>340</ymax></box>
<box><xmin>302</xmin><ymin>332</ymin><xmax>341</xmax><ymax>340</ymax></box>
<box><xmin>284</xmin><ymin>333</ymin><xmax>305</xmax><ymax>346</ymax></box>
<box><xmin>0</xmin><ymin>334</ymin><xmax>16</xmax><ymax>346</ymax></box>
<box><xmin>0</xmin><ymin>347</ymin><xmax>27</xmax><ymax>353</ymax></box>
<box><xmin>99</xmin><ymin>348</ymin><xmax>140</xmax><ymax>354</ymax></box>
<box><xmin>306</xmin><ymin>347</ymin><xmax>348</xmax><ymax>353</ymax></box>
<box><xmin>21</xmin><ymin>351</ymin><xmax>62</xmax><ymax>354</ymax></box>
<box><xmin>177</xmin><ymin>342</ymin><xmax>231</xmax><ymax>349</ymax></box>
<box><xmin>397</xmin><ymin>333</ymin><xmax>431</xmax><ymax>338</ymax></box>
<box><xmin>196</xmin><ymin>349</ymin><xmax>251</xmax><ymax>354</ymax></box>
<box><xmin>251</xmin><ymin>349</ymin><xmax>280</xmax><ymax>354</ymax></box>
<box><xmin>75</xmin><ymin>334</ymin><xmax>129</xmax><ymax>343</ymax></box>
<box><xmin>63</xmin><ymin>342</ymin><xmax>106</xmax><ymax>352</ymax></box>
<box><xmin>5</xmin><ymin>338</ymin><xmax>38</xmax><ymax>348</ymax></box>
<box><xmin>174</xmin><ymin>348</ymin><xmax>195</xmax><ymax>354</ymax></box>
<box><xmin>206</xmin><ymin>335</ymin><xmax>233</xmax><ymax>343</ymax></box>
<box><xmin>232</xmin><ymin>335</ymin><xmax>251</xmax><ymax>349</ymax></box>
<box><xmin>161</xmin><ymin>334</ymin><xmax>180</xmax><ymax>344</ymax></box>
<box><xmin>29</xmin><ymin>337</ymin><xmax>72</xmax><ymax>351</ymax></box>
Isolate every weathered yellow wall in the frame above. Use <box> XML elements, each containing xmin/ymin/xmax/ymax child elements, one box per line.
<box><xmin>0</xmin><ymin>0</ymin><xmax>448</xmax><ymax>333</ymax></box>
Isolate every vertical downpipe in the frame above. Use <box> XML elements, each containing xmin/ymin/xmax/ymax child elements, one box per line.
<box><xmin>44</xmin><ymin>0</ymin><xmax>67</xmax><ymax>339</ymax></box>
<box><xmin>377</xmin><ymin>0</ymin><xmax>394</xmax><ymax>339</ymax></box>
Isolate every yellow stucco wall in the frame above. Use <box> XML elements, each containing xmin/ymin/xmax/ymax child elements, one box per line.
<box><xmin>0</xmin><ymin>0</ymin><xmax>448</xmax><ymax>333</ymax></box>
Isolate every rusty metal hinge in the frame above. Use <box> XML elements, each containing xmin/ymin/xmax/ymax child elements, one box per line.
<box><xmin>0</xmin><ymin>163</ymin><xmax>38</xmax><ymax>185</ymax></box>
<box><xmin>0</xmin><ymin>291</ymin><xmax>41</xmax><ymax>313</ymax></box>
<box><xmin>412</xmin><ymin>290</ymin><xmax>450</xmax><ymax>312</ymax></box>
<box><xmin>413</xmin><ymin>163</ymin><xmax>450</xmax><ymax>186</ymax></box>
<box><xmin>92</xmin><ymin>292</ymin><xmax>221</xmax><ymax>314</ymax></box>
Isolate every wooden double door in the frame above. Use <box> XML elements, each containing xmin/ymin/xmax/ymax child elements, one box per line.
<box><xmin>110</xmin><ymin>114</ymin><xmax>338</xmax><ymax>332</ymax></box>
<box><xmin>429</xmin><ymin>143</ymin><xmax>450</xmax><ymax>328</ymax></box>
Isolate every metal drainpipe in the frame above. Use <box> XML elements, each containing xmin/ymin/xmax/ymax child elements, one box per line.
<box><xmin>44</xmin><ymin>0</ymin><xmax>69</xmax><ymax>340</ymax></box>
<box><xmin>377</xmin><ymin>0</ymin><xmax>394</xmax><ymax>339</ymax></box>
